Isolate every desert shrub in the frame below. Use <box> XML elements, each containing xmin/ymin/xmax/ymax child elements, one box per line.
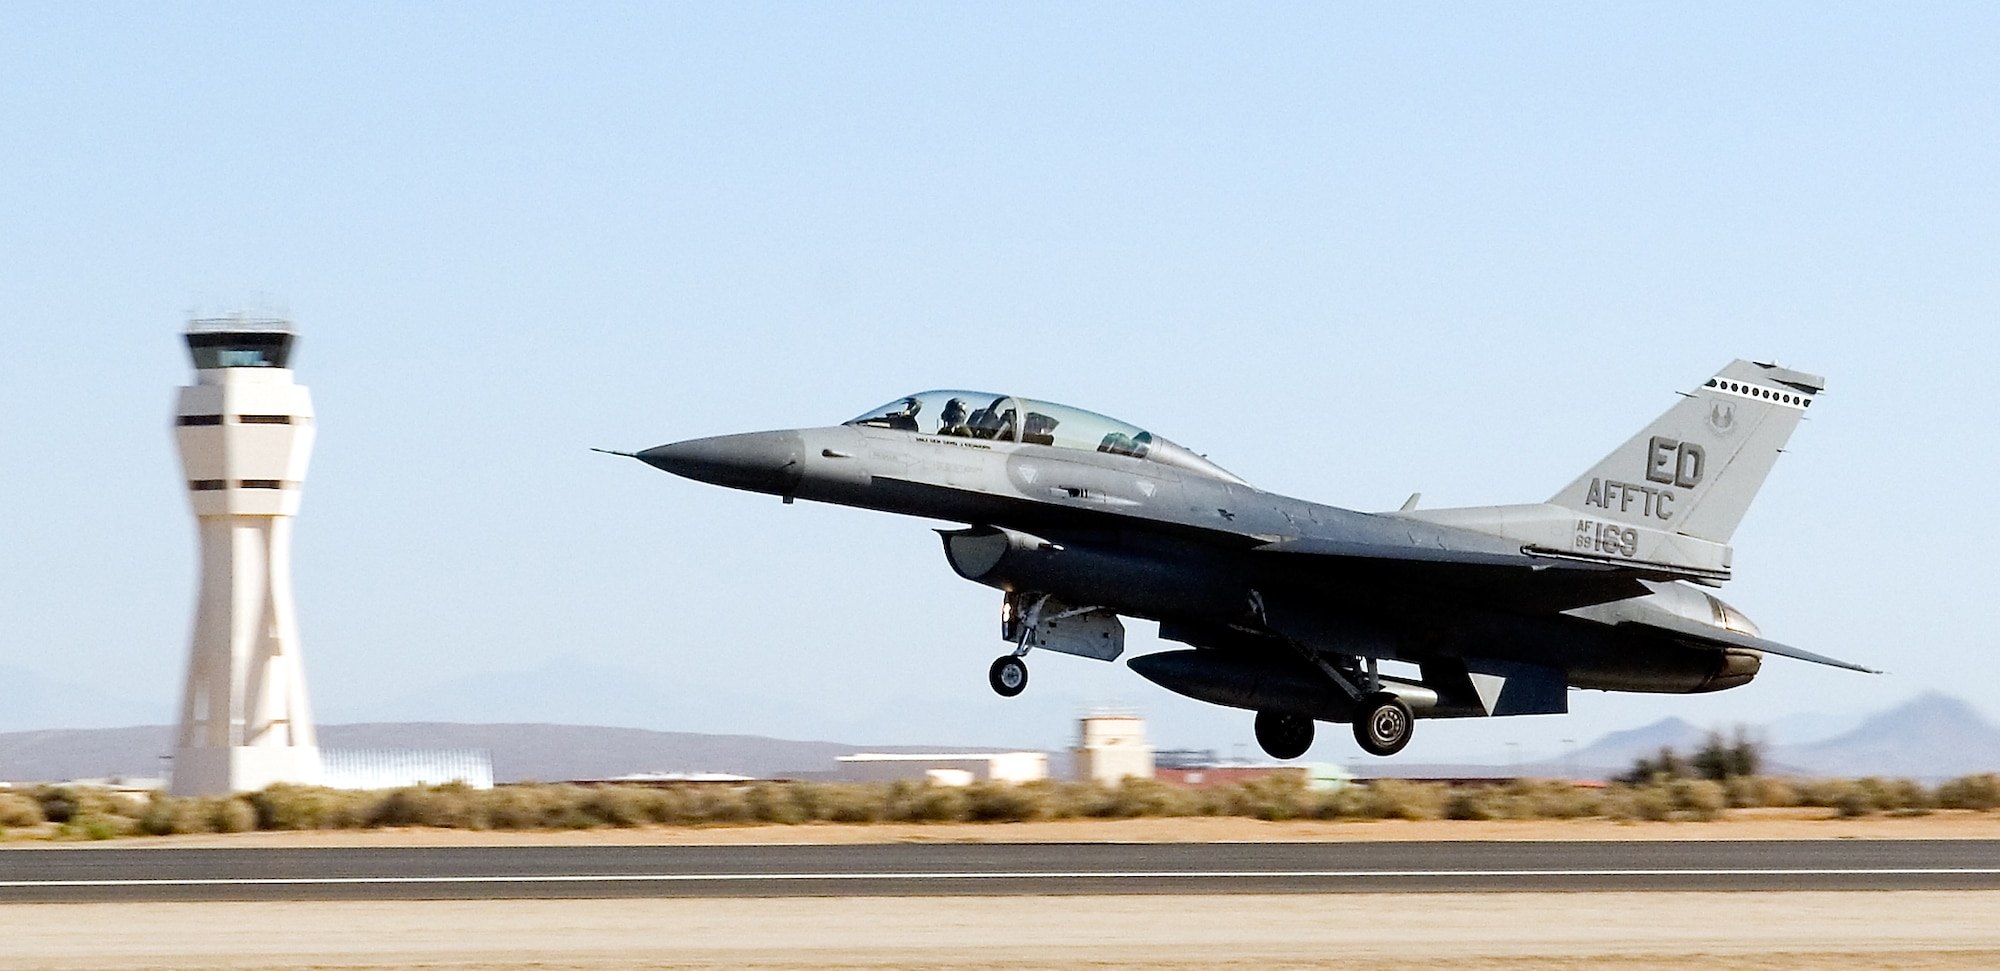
<box><xmin>1443</xmin><ymin>786</ymin><xmax>1511</xmax><ymax>821</ymax></box>
<box><xmin>32</xmin><ymin>787</ymin><xmax>81</xmax><ymax>824</ymax></box>
<box><xmin>1790</xmin><ymin>777</ymin><xmax>1928</xmax><ymax>817</ymax></box>
<box><xmin>1937</xmin><ymin>774</ymin><xmax>2000</xmax><ymax>811</ymax></box>
<box><xmin>770</xmin><ymin>783</ymin><xmax>829</xmax><ymax>822</ymax></box>
<box><xmin>745</xmin><ymin>782</ymin><xmax>808</xmax><ymax>824</ymax></box>
<box><xmin>210</xmin><ymin>797</ymin><xmax>257</xmax><ymax>833</ymax></box>
<box><xmin>1791</xmin><ymin>778</ymin><xmax>1854</xmax><ymax>810</ymax></box>
<box><xmin>1607</xmin><ymin>784</ymin><xmax>1675</xmax><ymax>821</ymax></box>
<box><xmin>480</xmin><ymin>785</ymin><xmax>561</xmax><ymax>828</ymax></box>
<box><xmin>1351</xmin><ymin>779</ymin><xmax>1446</xmax><ymax>821</ymax></box>
<box><xmin>1834</xmin><ymin>785</ymin><xmax>1875</xmax><ymax>818</ymax></box>
<box><xmin>1446</xmin><ymin>779</ymin><xmax>1605</xmax><ymax>820</ymax></box>
<box><xmin>813</xmin><ymin>783</ymin><xmax>891</xmax><ymax>823</ymax></box>
<box><xmin>1225</xmin><ymin>774</ymin><xmax>1314</xmax><ymax>821</ymax></box>
<box><xmin>0</xmin><ymin>792</ymin><xmax>44</xmax><ymax>828</ymax></box>
<box><xmin>885</xmin><ymin>780</ymin><xmax>968</xmax><ymax>822</ymax></box>
<box><xmin>1523</xmin><ymin>779</ymin><xmax>1609</xmax><ymax>819</ymax></box>
<box><xmin>1061</xmin><ymin>782</ymin><xmax>1114</xmax><ymax>819</ymax></box>
<box><xmin>1670</xmin><ymin>779</ymin><xmax>1728</xmax><ymax>821</ymax></box>
<box><xmin>31</xmin><ymin>786</ymin><xmax>144</xmax><ymax>827</ymax></box>
<box><xmin>1723</xmin><ymin>775</ymin><xmax>1796</xmax><ymax>809</ymax></box>
<box><xmin>251</xmin><ymin>785</ymin><xmax>372</xmax><ymax>830</ymax></box>
<box><xmin>1084</xmin><ymin>778</ymin><xmax>1199</xmax><ymax>819</ymax></box>
<box><xmin>368</xmin><ymin>783</ymin><xmax>499</xmax><ymax>829</ymax></box>
<box><xmin>1040</xmin><ymin>781</ymin><xmax>1099</xmax><ymax>818</ymax></box>
<box><xmin>577</xmin><ymin>786</ymin><xmax>663</xmax><ymax>827</ymax></box>
<box><xmin>684</xmin><ymin>785</ymin><xmax>753</xmax><ymax>824</ymax></box>
<box><xmin>59</xmin><ymin>813</ymin><xmax>128</xmax><ymax>840</ymax></box>
<box><xmin>964</xmin><ymin>782</ymin><xmax>1050</xmax><ymax>822</ymax></box>
<box><xmin>1857</xmin><ymin>778</ymin><xmax>1930</xmax><ymax>814</ymax></box>
<box><xmin>139</xmin><ymin>796</ymin><xmax>210</xmax><ymax>835</ymax></box>
<box><xmin>1795</xmin><ymin>778</ymin><xmax>1882</xmax><ymax>817</ymax></box>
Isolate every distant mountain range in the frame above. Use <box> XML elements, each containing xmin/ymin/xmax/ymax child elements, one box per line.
<box><xmin>5</xmin><ymin>692</ymin><xmax>1998</xmax><ymax>785</ymax></box>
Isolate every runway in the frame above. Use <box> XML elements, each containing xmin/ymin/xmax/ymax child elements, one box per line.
<box><xmin>5</xmin><ymin>839</ymin><xmax>1999</xmax><ymax>902</ymax></box>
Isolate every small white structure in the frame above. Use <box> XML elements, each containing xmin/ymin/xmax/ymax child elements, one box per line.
<box><xmin>169</xmin><ymin>317</ymin><xmax>322</xmax><ymax>796</ymax></box>
<box><xmin>319</xmin><ymin>749</ymin><xmax>494</xmax><ymax>790</ymax></box>
<box><xmin>835</xmin><ymin>752</ymin><xmax>1049</xmax><ymax>785</ymax></box>
<box><xmin>1073</xmin><ymin>714</ymin><xmax>1155</xmax><ymax>784</ymax></box>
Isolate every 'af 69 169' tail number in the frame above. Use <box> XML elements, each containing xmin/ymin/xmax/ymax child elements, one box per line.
<box><xmin>1576</xmin><ymin>519</ymin><xmax>1639</xmax><ymax>558</ymax></box>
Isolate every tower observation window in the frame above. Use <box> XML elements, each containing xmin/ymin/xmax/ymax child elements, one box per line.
<box><xmin>185</xmin><ymin>331</ymin><xmax>294</xmax><ymax>369</ymax></box>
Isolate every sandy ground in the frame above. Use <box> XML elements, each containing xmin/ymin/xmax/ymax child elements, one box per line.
<box><xmin>2</xmin><ymin>892</ymin><xmax>1998</xmax><ymax>970</ymax></box>
<box><xmin>12</xmin><ymin>807</ymin><xmax>2000</xmax><ymax>849</ymax></box>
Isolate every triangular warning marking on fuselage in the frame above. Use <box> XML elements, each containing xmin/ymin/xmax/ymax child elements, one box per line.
<box><xmin>1468</xmin><ymin>673</ymin><xmax>1507</xmax><ymax>715</ymax></box>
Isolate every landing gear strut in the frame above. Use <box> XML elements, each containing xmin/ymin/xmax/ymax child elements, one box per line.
<box><xmin>1254</xmin><ymin>711</ymin><xmax>1315</xmax><ymax>760</ymax></box>
<box><xmin>1352</xmin><ymin>692</ymin><xmax>1414</xmax><ymax>756</ymax></box>
<box><xmin>988</xmin><ymin>655</ymin><xmax>1028</xmax><ymax>697</ymax></box>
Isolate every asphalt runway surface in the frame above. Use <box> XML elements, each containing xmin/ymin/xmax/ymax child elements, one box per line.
<box><xmin>5</xmin><ymin>839</ymin><xmax>2000</xmax><ymax>902</ymax></box>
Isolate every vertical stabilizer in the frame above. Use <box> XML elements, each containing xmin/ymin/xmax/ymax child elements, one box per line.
<box><xmin>1549</xmin><ymin>360</ymin><xmax>1822</xmax><ymax>545</ymax></box>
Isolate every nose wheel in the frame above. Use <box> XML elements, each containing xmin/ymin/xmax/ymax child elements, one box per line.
<box><xmin>989</xmin><ymin>655</ymin><xmax>1028</xmax><ymax>697</ymax></box>
<box><xmin>1253</xmin><ymin>711</ymin><xmax>1315</xmax><ymax>760</ymax></box>
<box><xmin>1353</xmin><ymin>692</ymin><xmax>1415</xmax><ymax>756</ymax></box>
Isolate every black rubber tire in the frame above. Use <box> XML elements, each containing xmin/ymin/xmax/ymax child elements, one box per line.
<box><xmin>1253</xmin><ymin>711</ymin><xmax>1315</xmax><ymax>760</ymax></box>
<box><xmin>989</xmin><ymin>656</ymin><xmax>1028</xmax><ymax>697</ymax></box>
<box><xmin>1352</xmin><ymin>692</ymin><xmax>1415</xmax><ymax>756</ymax></box>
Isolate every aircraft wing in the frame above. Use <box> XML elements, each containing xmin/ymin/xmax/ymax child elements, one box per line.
<box><xmin>1614</xmin><ymin>612</ymin><xmax>1881</xmax><ymax>674</ymax></box>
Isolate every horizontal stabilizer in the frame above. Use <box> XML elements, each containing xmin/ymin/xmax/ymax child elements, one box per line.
<box><xmin>1622</xmin><ymin>613</ymin><xmax>1879</xmax><ymax>674</ymax></box>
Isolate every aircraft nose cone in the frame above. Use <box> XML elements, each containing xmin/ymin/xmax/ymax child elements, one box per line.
<box><xmin>637</xmin><ymin>431</ymin><xmax>805</xmax><ymax>495</ymax></box>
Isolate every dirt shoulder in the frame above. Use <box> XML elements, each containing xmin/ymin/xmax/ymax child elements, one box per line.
<box><xmin>7</xmin><ymin>892</ymin><xmax>2000</xmax><ymax>970</ymax></box>
<box><xmin>9</xmin><ymin>807</ymin><xmax>2000</xmax><ymax>849</ymax></box>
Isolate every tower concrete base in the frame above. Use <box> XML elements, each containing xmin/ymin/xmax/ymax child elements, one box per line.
<box><xmin>170</xmin><ymin>746</ymin><xmax>323</xmax><ymax>796</ymax></box>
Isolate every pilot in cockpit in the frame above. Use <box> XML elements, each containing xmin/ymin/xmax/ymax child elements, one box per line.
<box><xmin>938</xmin><ymin>397</ymin><xmax>970</xmax><ymax>436</ymax></box>
<box><xmin>879</xmin><ymin>396</ymin><xmax>922</xmax><ymax>432</ymax></box>
<box><xmin>967</xmin><ymin>396</ymin><xmax>1013</xmax><ymax>439</ymax></box>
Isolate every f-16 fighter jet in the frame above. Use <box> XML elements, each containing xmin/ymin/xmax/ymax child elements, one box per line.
<box><xmin>619</xmin><ymin>361</ymin><xmax>1872</xmax><ymax>758</ymax></box>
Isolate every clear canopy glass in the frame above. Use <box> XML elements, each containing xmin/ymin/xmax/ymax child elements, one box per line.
<box><xmin>845</xmin><ymin>390</ymin><xmax>1247</xmax><ymax>484</ymax></box>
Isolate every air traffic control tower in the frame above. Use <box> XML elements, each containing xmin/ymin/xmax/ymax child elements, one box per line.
<box><xmin>169</xmin><ymin>317</ymin><xmax>321</xmax><ymax>795</ymax></box>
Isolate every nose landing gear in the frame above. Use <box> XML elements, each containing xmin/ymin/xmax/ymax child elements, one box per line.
<box><xmin>988</xmin><ymin>655</ymin><xmax>1028</xmax><ymax>697</ymax></box>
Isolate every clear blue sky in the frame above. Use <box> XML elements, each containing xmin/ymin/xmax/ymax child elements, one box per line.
<box><xmin>2</xmin><ymin>4</ymin><xmax>1996</xmax><ymax>763</ymax></box>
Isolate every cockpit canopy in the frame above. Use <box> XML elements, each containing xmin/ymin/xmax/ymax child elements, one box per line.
<box><xmin>845</xmin><ymin>390</ymin><xmax>1248</xmax><ymax>485</ymax></box>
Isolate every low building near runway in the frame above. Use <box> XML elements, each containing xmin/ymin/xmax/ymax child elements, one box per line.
<box><xmin>317</xmin><ymin>749</ymin><xmax>494</xmax><ymax>790</ymax></box>
<box><xmin>566</xmin><ymin>772</ymin><xmax>760</xmax><ymax>787</ymax></box>
<box><xmin>1151</xmin><ymin>754</ymin><xmax>1353</xmax><ymax>791</ymax></box>
<box><xmin>833</xmin><ymin>752</ymin><xmax>1049</xmax><ymax>786</ymax></box>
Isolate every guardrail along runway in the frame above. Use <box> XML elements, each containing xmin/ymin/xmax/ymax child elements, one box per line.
<box><xmin>5</xmin><ymin>839</ymin><xmax>2000</xmax><ymax>902</ymax></box>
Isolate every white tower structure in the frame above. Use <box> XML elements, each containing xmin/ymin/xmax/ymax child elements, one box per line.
<box><xmin>1072</xmin><ymin>714</ymin><xmax>1155</xmax><ymax>784</ymax></box>
<box><xmin>169</xmin><ymin>317</ymin><xmax>322</xmax><ymax>795</ymax></box>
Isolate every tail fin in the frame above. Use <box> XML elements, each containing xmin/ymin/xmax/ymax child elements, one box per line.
<box><xmin>1549</xmin><ymin>360</ymin><xmax>1823</xmax><ymax>545</ymax></box>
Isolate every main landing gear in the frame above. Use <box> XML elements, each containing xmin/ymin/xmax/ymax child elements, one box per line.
<box><xmin>1254</xmin><ymin>711</ymin><xmax>1314</xmax><ymax>760</ymax></box>
<box><xmin>1351</xmin><ymin>692</ymin><xmax>1415</xmax><ymax>757</ymax></box>
<box><xmin>1249</xmin><ymin>618</ymin><xmax>1417</xmax><ymax>759</ymax></box>
<box><xmin>1252</xmin><ymin>695</ymin><xmax>1415</xmax><ymax>760</ymax></box>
